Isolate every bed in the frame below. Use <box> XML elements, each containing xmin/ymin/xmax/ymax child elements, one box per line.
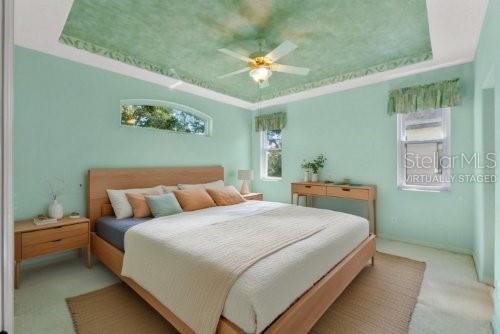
<box><xmin>88</xmin><ymin>166</ymin><xmax>376</xmax><ymax>334</ymax></box>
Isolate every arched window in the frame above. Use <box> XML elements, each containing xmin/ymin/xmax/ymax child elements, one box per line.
<box><xmin>120</xmin><ymin>99</ymin><xmax>212</xmax><ymax>136</ymax></box>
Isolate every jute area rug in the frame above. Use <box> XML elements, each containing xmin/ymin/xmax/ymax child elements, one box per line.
<box><xmin>66</xmin><ymin>252</ymin><xmax>425</xmax><ymax>334</ymax></box>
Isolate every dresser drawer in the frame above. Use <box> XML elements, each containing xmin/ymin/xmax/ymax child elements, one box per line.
<box><xmin>326</xmin><ymin>186</ymin><xmax>370</xmax><ymax>200</ymax></box>
<box><xmin>22</xmin><ymin>223</ymin><xmax>88</xmax><ymax>246</ymax></box>
<box><xmin>292</xmin><ymin>184</ymin><xmax>327</xmax><ymax>196</ymax></box>
<box><xmin>22</xmin><ymin>234</ymin><xmax>88</xmax><ymax>259</ymax></box>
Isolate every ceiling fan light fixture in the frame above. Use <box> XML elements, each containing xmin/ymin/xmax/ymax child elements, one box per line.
<box><xmin>250</xmin><ymin>66</ymin><xmax>272</xmax><ymax>83</ymax></box>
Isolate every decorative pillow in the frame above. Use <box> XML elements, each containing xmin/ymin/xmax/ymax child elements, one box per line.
<box><xmin>177</xmin><ymin>180</ymin><xmax>225</xmax><ymax>190</ymax></box>
<box><xmin>145</xmin><ymin>193</ymin><xmax>183</xmax><ymax>217</ymax></box>
<box><xmin>173</xmin><ymin>188</ymin><xmax>217</xmax><ymax>212</ymax></box>
<box><xmin>126</xmin><ymin>191</ymin><xmax>160</xmax><ymax>218</ymax></box>
<box><xmin>206</xmin><ymin>186</ymin><xmax>245</xmax><ymax>206</ymax></box>
<box><xmin>161</xmin><ymin>185</ymin><xmax>178</xmax><ymax>193</ymax></box>
<box><xmin>107</xmin><ymin>185</ymin><xmax>164</xmax><ymax>219</ymax></box>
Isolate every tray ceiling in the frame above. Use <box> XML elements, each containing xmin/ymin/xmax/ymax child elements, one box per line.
<box><xmin>59</xmin><ymin>0</ymin><xmax>433</xmax><ymax>103</ymax></box>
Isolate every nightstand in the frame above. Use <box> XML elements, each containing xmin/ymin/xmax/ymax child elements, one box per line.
<box><xmin>243</xmin><ymin>192</ymin><xmax>264</xmax><ymax>201</ymax></box>
<box><xmin>14</xmin><ymin>216</ymin><xmax>91</xmax><ymax>289</ymax></box>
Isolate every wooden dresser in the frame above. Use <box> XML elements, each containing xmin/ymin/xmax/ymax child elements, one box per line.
<box><xmin>14</xmin><ymin>217</ymin><xmax>91</xmax><ymax>288</ymax></box>
<box><xmin>291</xmin><ymin>182</ymin><xmax>377</xmax><ymax>233</ymax></box>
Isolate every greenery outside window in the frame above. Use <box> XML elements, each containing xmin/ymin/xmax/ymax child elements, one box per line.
<box><xmin>120</xmin><ymin>99</ymin><xmax>212</xmax><ymax>136</ymax></box>
<box><xmin>261</xmin><ymin>129</ymin><xmax>282</xmax><ymax>180</ymax></box>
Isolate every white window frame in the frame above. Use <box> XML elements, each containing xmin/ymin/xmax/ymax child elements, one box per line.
<box><xmin>120</xmin><ymin>99</ymin><xmax>213</xmax><ymax>136</ymax></box>
<box><xmin>397</xmin><ymin>108</ymin><xmax>451</xmax><ymax>192</ymax></box>
<box><xmin>260</xmin><ymin>130</ymin><xmax>282</xmax><ymax>181</ymax></box>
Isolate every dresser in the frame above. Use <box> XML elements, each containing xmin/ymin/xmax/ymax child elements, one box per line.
<box><xmin>291</xmin><ymin>182</ymin><xmax>377</xmax><ymax>234</ymax></box>
<box><xmin>14</xmin><ymin>217</ymin><xmax>91</xmax><ymax>288</ymax></box>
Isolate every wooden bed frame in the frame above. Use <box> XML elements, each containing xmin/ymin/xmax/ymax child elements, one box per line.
<box><xmin>88</xmin><ymin>166</ymin><xmax>376</xmax><ymax>334</ymax></box>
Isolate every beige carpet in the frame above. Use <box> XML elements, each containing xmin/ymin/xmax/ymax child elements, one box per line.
<box><xmin>66</xmin><ymin>252</ymin><xmax>425</xmax><ymax>334</ymax></box>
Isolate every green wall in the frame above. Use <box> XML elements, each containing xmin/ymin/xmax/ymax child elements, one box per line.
<box><xmin>252</xmin><ymin>63</ymin><xmax>475</xmax><ymax>254</ymax></box>
<box><xmin>14</xmin><ymin>47</ymin><xmax>252</xmax><ymax>220</ymax></box>
<box><xmin>473</xmin><ymin>0</ymin><xmax>500</xmax><ymax>329</ymax></box>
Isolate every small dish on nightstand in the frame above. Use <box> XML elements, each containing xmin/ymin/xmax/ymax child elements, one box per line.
<box><xmin>69</xmin><ymin>212</ymin><xmax>81</xmax><ymax>219</ymax></box>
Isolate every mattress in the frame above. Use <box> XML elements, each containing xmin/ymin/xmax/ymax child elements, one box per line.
<box><xmin>95</xmin><ymin>216</ymin><xmax>148</xmax><ymax>251</ymax></box>
<box><xmin>120</xmin><ymin>201</ymin><xmax>369</xmax><ymax>333</ymax></box>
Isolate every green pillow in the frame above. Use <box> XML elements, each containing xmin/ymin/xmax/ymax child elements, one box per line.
<box><xmin>145</xmin><ymin>193</ymin><xmax>183</xmax><ymax>217</ymax></box>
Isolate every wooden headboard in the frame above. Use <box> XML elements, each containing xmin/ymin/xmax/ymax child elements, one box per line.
<box><xmin>87</xmin><ymin>166</ymin><xmax>224</xmax><ymax>230</ymax></box>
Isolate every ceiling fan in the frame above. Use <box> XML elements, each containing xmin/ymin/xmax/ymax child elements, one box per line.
<box><xmin>217</xmin><ymin>40</ymin><xmax>310</xmax><ymax>88</ymax></box>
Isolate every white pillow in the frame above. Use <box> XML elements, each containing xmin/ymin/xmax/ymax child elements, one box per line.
<box><xmin>107</xmin><ymin>185</ymin><xmax>164</xmax><ymax>219</ymax></box>
<box><xmin>177</xmin><ymin>180</ymin><xmax>225</xmax><ymax>190</ymax></box>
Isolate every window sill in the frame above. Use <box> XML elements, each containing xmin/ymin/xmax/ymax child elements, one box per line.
<box><xmin>261</xmin><ymin>177</ymin><xmax>282</xmax><ymax>182</ymax></box>
<box><xmin>398</xmin><ymin>184</ymin><xmax>450</xmax><ymax>193</ymax></box>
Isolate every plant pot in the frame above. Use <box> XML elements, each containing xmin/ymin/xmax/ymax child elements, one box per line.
<box><xmin>48</xmin><ymin>199</ymin><xmax>63</xmax><ymax>219</ymax></box>
<box><xmin>304</xmin><ymin>171</ymin><xmax>311</xmax><ymax>182</ymax></box>
<box><xmin>311</xmin><ymin>173</ymin><xmax>319</xmax><ymax>182</ymax></box>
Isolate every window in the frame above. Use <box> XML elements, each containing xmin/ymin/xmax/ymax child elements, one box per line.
<box><xmin>261</xmin><ymin>129</ymin><xmax>282</xmax><ymax>179</ymax></box>
<box><xmin>397</xmin><ymin>108</ymin><xmax>451</xmax><ymax>191</ymax></box>
<box><xmin>120</xmin><ymin>100</ymin><xmax>211</xmax><ymax>136</ymax></box>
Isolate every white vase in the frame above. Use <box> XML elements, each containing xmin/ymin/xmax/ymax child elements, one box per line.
<box><xmin>48</xmin><ymin>199</ymin><xmax>63</xmax><ymax>219</ymax></box>
<box><xmin>311</xmin><ymin>173</ymin><xmax>319</xmax><ymax>182</ymax></box>
<box><xmin>304</xmin><ymin>171</ymin><xmax>311</xmax><ymax>182</ymax></box>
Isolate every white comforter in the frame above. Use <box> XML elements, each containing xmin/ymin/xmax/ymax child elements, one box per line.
<box><xmin>122</xmin><ymin>201</ymin><xmax>369</xmax><ymax>333</ymax></box>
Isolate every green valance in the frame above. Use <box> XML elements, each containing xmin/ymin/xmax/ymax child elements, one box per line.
<box><xmin>255</xmin><ymin>112</ymin><xmax>287</xmax><ymax>132</ymax></box>
<box><xmin>387</xmin><ymin>78</ymin><xmax>460</xmax><ymax>115</ymax></box>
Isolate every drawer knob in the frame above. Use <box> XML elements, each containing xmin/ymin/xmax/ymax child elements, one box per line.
<box><xmin>341</xmin><ymin>188</ymin><xmax>351</xmax><ymax>191</ymax></box>
<box><xmin>305</xmin><ymin>186</ymin><xmax>312</xmax><ymax>188</ymax></box>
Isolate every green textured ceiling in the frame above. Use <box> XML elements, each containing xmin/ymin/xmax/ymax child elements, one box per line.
<box><xmin>60</xmin><ymin>0</ymin><xmax>432</xmax><ymax>102</ymax></box>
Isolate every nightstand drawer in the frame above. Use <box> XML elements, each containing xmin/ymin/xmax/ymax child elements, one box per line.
<box><xmin>326</xmin><ymin>187</ymin><xmax>370</xmax><ymax>200</ymax></box>
<box><xmin>22</xmin><ymin>234</ymin><xmax>88</xmax><ymax>259</ymax></box>
<box><xmin>22</xmin><ymin>223</ymin><xmax>88</xmax><ymax>246</ymax></box>
<box><xmin>292</xmin><ymin>184</ymin><xmax>327</xmax><ymax>196</ymax></box>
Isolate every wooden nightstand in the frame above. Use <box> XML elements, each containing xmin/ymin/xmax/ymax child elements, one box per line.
<box><xmin>243</xmin><ymin>192</ymin><xmax>264</xmax><ymax>201</ymax></box>
<box><xmin>14</xmin><ymin>216</ymin><xmax>91</xmax><ymax>288</ymax></box>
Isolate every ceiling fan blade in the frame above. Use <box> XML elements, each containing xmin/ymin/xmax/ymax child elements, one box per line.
<box><xmin>265</xmin><ymin>40</ymin><xmax>297</xmax><ymax>62</ymax></box>
<box><xmin>217</xmin><ymin>48</ymin><xmax>253</xmax><ymax>62</ymax></box>
<box><xmin>217</xmin><ymin>67</ymin><xmax>251</xmax><ymax>79</ymax></box>
<box><xmin>259</xmin><ymin>80</ymin><xmax>269</xmax><ymax>89</ymax></box>
<box><xmin>271</xmin><ymin>63</ymin><xmax>310</xmax><ymax>76</ymax></box>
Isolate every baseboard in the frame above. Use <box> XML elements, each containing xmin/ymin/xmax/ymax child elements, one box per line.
<box><xmin>492</xmin><ymin>289</ymin><xmax>500</xmax><ymax>333</ymax></box>
<box><xmin>377</xmin><ymin>233</ymin><xmax>473</xmax><ymax>255</ymax></box>
<box><xmin>20</xmin><ymin>249</ymin><xmax>78</xmax><ymax>270</ymax></box>
<box><xmin>472</xmin><ymin>252</ymin><xmax>494</xmax><ymax>286</ymax></box>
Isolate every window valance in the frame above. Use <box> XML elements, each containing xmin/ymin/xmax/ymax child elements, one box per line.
<box><xmin>387</xmin><ymin>78</ymin><xmax>460</xmax><ymax>115</ymax></box>
<box><xmin>255</xmin><ymin>112</ymin><xmax>287</xmax><ymax>132</ymax></box>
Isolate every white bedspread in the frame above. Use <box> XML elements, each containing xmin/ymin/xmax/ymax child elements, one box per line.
<box><xmin>122</xmin><ymin>201</ymin><xmax>369</xmax><ymax>333</ymax></box>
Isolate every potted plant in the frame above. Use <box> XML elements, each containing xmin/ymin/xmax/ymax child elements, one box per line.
<box><xmin>302</xmin><ymin>154</ymin><xmax>327</xmax><ymax>182</ymax></box>
<box><xmin>301</xmin><ymin>160</ymin><xmax>314</xmax><ymax>182</ymax></box>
